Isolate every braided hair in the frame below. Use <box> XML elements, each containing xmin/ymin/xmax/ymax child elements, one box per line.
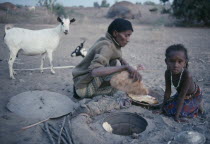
<box><xmin>165</xmin><ymin>44</ymin><xmax>189</xmax><ymax>68</ymax></box>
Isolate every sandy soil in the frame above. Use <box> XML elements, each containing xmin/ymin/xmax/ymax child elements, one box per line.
<box><xmin>0</xmin><ymin>7</ymin><xmax>210</xmax><ymax>144</ymax></box>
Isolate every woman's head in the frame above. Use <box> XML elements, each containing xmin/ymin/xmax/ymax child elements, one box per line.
<box><xmin>165</xmin><ymin>44</ymin><xmax>189</xmax><ymax>74</ymax></box>
<box><xmin>107</xmin><ymin>18</ymin><xmax>133</xmax><ymax>47</ymax></box>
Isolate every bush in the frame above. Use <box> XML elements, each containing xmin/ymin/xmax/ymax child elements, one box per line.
<box><xmin>149</xmin><ymin>7</ymin><xmax>158</xmax><ymax>12</ymax></box>
<box><xmin>172</xmin><ymin>0</ymin><xmax>210</xmax><ymax>26</ymax></box>
<box><xmin>143</xmin><ymin>1</ymin><xmax>156</xmax><ymax>6</ymax></box>
<box><xmin>101</xmin><ymin>0</ymin><xmax>110</xmax><ymax>7</ymax></box>
<box><xmin>16</xmin><ymin>4</ymin><xmax>23</xmax><ymax>9</ymax></box>
<box><xmin>161</xmin><ymin>8</ymin><xmax>170</xmax><ymax>14</ymax></box>
<box><xmin>93</xmin><ymin>2</ymin><xmax>100</xmax><ymax>8</ymax></box>
<box><xmin>53</xmin><ymin>3</ymin><xmax>66</xmax><ymax>17</ymax></box>
<box><xmin>136</xmin><ymin>2</ymin><xmax>142</xmax><ymax>5</ymax></box>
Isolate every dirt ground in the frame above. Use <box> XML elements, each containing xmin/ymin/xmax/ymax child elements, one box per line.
<box><xmin>0</xmin><ymin>6</ymin><xmax>210</xmax><ymax>144</ymax></box>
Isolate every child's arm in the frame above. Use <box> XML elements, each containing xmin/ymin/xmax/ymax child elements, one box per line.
<box><xmin>162</xmin><ymin>70</ymin><xmax>171</xmax><ymax>108</ymax></box>
<box><xmin>175</xmin><ymin>70</ymin><xmax>192</xmax><ymax>122</ymax></box>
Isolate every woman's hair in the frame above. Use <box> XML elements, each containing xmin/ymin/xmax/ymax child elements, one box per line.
<box><xmin>107</xmin><ymin>18</ymin><xmax>133</xmax><ymax>36</ymax></box>
<box><xmin>165</xmin><ymin>44</ymin><xmax>189</xmax><ymax>68</ymax></box>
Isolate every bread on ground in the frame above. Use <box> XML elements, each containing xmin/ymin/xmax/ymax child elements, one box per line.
<box><xmin>102</xmin><ymin>122</ymin><xmax>113</xmax><ymax>133</ymax></box>
<box><xmin>128</xmin><ymin>94</ymin><xmax>159</xmax><ymax>105</ymax></box>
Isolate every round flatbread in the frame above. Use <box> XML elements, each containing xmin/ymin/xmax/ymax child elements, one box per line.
<box><xmin>128</xmin><ymin>94</ymin><xmax>159</xmax><ymax>105</ymax></box>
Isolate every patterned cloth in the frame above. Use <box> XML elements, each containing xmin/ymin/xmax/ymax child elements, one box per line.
<box><xmin>75</xmin><ymin>74</ymin><xmax>117</xmax><ymax>98</ymax></box>
<box><xmin>163</xmin><ymin>86</ymin><xmax>203</xmax><ymax>118</ymax></box>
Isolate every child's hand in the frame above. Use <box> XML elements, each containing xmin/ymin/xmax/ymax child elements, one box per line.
<box><xmin>174</xmin><ymin>117</ymin><xmax>188</xmax><ymax>123</ymax></box>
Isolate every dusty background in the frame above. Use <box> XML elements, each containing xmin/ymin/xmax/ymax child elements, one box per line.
<box><xmin>0</xmin><ymin>5</ymin><xmax>210</xmax><ymax>144</ymax></box>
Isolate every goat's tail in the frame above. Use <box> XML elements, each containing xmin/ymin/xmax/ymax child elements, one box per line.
<box><xmin>5</xmin><ymin>24</ymin><xmax>14</xmax><ymax>33</ymax></box>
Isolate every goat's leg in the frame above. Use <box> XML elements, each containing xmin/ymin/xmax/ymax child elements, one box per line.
<box><xmin>8</xmin><ymin>50</ymin><xmax>18</xmax><ymax>79</ymax></box>
<box><xmin>40</xmin><ymin>52</ymin><xmax>46</xmax><ymax>73</ymax></box>
<box><xmin>47</xmin><ymin>51</ymin><xmax>55</xmax><ymax>74</ymax></box>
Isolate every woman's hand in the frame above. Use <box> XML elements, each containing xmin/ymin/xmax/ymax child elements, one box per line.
<box><xmin>136</xmin><ymin>64</ymin><xmax>145</xmax><ymax>71</ymax></box>
<box><xmin>126</xmin><ymin>65</ymin><xmax>142</xmax><ymax>82</ymax></box>
<box><xmin>120</xmin><ymin>58</ymin><xmax>129</xmax><ymax>66</ymax></box>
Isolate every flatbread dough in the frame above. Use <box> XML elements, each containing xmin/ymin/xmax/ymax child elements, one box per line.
<box><xmin>110</xmin><ymin>71</ymin><xmax>148</xmax><ymax>95</ymax></box>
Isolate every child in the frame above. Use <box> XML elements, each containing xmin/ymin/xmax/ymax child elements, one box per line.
<box><xmin>162</xmin><ymin>44</ymin><xmax>204</xmax><ymax>122</ymax></box>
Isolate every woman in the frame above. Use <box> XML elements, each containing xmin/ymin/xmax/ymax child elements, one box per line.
<box><xmin>72</xmin><ymin>18</ymin><xmax>142</xmax><ymax>98</ymax></box>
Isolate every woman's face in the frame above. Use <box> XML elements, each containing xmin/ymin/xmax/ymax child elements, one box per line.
<box><xmin>113</xmin><ymin>30</ymin><xmax>132</xmax><ymax>47</ymax></box>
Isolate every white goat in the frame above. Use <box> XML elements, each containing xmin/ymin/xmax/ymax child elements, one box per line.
<box><xmin>27</xmin><ymin>6</ymin><xmax>35</xmax><ymax>12</ymax></box>
<box><xmin>4</xmin><ymin>17</ymin><xmax>75</xmax><ymax>79</ymax></box>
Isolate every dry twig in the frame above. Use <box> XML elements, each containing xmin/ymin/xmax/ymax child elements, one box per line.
<box><xmin>21</xmin><ymin>118</ymin><xmax>50</xmax><ymax>130</ymax></box>
<box><xmin>44</xmin><ymin>122</ymin><xmax>55</xmax><ymax>144</ymax></box>
<box><xmin>48</xmin><ymin>124</ymin><xmax>68</xmax><ymax>144</ymax></box>
<box><xmin>67</xmin><ymin>115</ymin><xmax>75</xmax><ymax>144</ymax></box>
<box><xmin>58</xmin><ymin>116</ymin><xmax>66</xmax><ymax>144</ymax></box>
<box><xmin>14</xmin><ymin>65</ymin><xmax>75</xmax><ymax>71</ymax></box>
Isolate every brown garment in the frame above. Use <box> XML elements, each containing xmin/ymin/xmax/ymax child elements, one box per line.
<box><xmin>72</xmin><ymin>32</ymin><xmax>122</xmax><ymax>89</ymax></box>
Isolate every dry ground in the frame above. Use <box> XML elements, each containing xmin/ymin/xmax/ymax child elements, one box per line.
<box><xmin>0</xmin><ymin>6</ymin><xmax>210</xmax><ymax>144</ymax></box>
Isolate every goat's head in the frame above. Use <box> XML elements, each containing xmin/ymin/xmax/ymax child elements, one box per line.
<box><xmin>71</xmin><ymin>47</ymin><xmax>87</xmax><ymax>58</ymax></box>
<box><xmin>57</xmin><ymin>17</ymin><xmax>75</xmax><ymax>35</ymax></box>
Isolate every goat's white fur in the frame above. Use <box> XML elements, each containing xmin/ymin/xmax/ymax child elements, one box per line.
<box><xmin>27</xmin><ymin>6</ymin><xmax>35</xmax><ymax>11</ymax></box>
<box><xmin>4</xmin><ymin>17</ymin><xmax>72</xmax><ymax>79</ymax></box>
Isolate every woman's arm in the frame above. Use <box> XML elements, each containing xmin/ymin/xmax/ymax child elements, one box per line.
<box><xmin>91</xmin><ymin>65</ymin><xmax>127</xmax><ymax>77</ymax></box>
<box><xmin>91</xmin><ymin>64</ymin><xmax>142</xmax><ymax>82</ymax></box>
<box><xmin>175</xmin><ymin>70</ymin><xmax>191</xmax><ymax>122</ymax></box>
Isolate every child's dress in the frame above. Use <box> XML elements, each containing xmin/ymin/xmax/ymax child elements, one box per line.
<box><xmin>163</xmin><ymin>84</ymin><xmax>203</xmax><ymax>118</ymax></box>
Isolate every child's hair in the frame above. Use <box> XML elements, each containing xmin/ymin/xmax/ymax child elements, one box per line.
<box><xmin>165</xmin><ymin>44</ymin><xmax>189</xmax><ymax>68</ymax></box>
<box><xmin>107</xmin><ymin>18</ymin><xmax>133</xmax><ymax>36</ymax></box>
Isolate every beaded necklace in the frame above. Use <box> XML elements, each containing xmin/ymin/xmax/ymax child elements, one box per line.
<box><xmin>171</xmin><ymin>68</ymin><xmax>184</xmax><ymax>89</ymax></box>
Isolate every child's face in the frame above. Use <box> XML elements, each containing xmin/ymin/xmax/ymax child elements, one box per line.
<box><xmin>166</xmin><ymin>51</ymin><xmax>187</xmax><ymax>74</ymax></box>
<box><xmin>113</xmin><ymin>30</ymin><xmax>132</xmax><ymax>47</ymax></box>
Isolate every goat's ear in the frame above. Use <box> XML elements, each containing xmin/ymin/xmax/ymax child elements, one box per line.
<box><xmin>70</xmin><ymin>18</ymin><xmax>76</xmax><ymax>24</ymax></box>
<box><xmin>57</xmin><ymin>17</ymin><xmax>62</xmax><ymax>23</ymax></box>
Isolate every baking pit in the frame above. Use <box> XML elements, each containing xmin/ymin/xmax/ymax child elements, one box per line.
<box><xmin>103</xmin><ymin>112</ymin><xmax>148</xmax><ymax>136</ymax></box>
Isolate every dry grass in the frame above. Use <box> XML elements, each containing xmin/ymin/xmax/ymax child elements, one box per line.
<box><xmin>0</xmin><ymin>7</ymin><xmax>57</xmax><ymax>24</ymax></box>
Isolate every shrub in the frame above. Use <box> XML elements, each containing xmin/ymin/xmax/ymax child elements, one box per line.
<box><xmin>101</xmin><ymin>0</ymin><xmax>110</xmax><ymax>7</ymax></box>
<box><xmin>93</xmin><ymin>2</ymin><xmax>100</xmax><ymax>8</ymax></box>
<box><xmin>143</xmin><ymin>1</ymin><xmax>156</xmax><ymax>6</ymax></box>
<box><xmin>53</xmin><ymin>3</ymin><xmax>66</xmax><ymax>17</ymax></box>
<box><xmin>161</xmin><ymin>8</ymin><xmax>171</xmax><ymax>14</ymax></box>
<box><xmin>149</xmin><ymin>7</ymin><xmax>158</xmax><ymax>12</ymax></box>
<box><xmin>172</xmin><ymin>0</ymin><xmax>210</xmax><ymax>26</ymax></box>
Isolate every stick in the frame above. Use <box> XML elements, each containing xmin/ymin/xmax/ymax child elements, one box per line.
<box><xmin>67</xmin><ymin>115</ymin><xmax>75</xmax><ymax>144</ymax></box>
<box><xmin>14</xmin><ymin>66</ymin><xmax>75</xmax><ymax>71</ymax></box>
<box><xmin>58</xmin><ymin>116</ymin><xmax>66</xmax><ymax>144</ymax></box>
<box><xmin>44</xmin><ymin>122</ymin><xmax>55</xmax><ymax>144</ymax></box>
<box><xmin>48</xmin><ymin>124</ymin><xmax>68</xmax><ymax>144</ymax></box>
<box><xmin>21</xmin><ymin>118</ymin><xmax>50</xmax><ymax>130</ymax></box>
<box><xmin>64</xmin><ymin>127</ymin><xmax>72</xmax><ymax>144</ymax></box>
